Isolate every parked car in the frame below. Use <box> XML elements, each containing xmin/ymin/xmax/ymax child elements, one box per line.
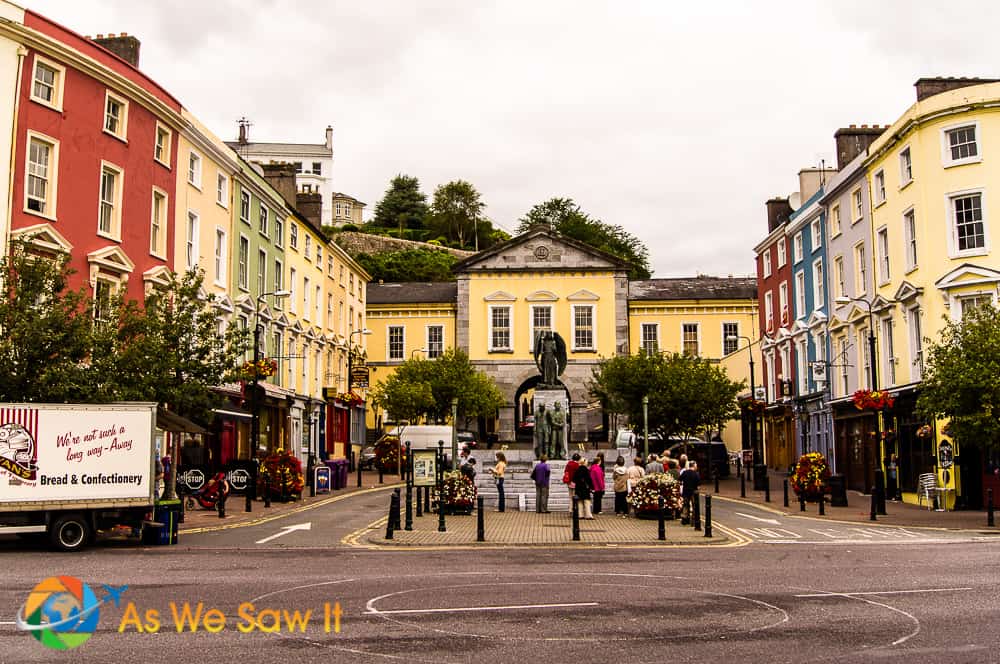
<box><xmin>359</xmin><ymin>444</ymin><xmax>377</xmax><ymax>470</ymax></box>
<box><xmin>457</xmin><ymin>430</ymin><xmax>478</xmax><ymax>449</ymax></box>
<box><xmin>667</xmin><ymin>440</ymin><xmax>731</xmax><ymax>478</ymax></box>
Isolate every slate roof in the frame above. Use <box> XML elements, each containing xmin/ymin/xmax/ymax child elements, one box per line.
<box><xmin>367</xmin><ymin>282</ymin><xmax>458</xmax><ymax>305</ymax></box>
<box><xmin>224</xmin><ymin>141</ymin><xmax>331</xmax><ymax>158</ymax></box>
<box><xmin>629</xmin><ymin>277</ymin><xmax>757</xmax><ymax>301</ymax></box>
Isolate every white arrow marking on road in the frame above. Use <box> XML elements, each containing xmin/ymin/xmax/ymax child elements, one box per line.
<box><xmin>734</xmin><ymin>512</ymin><xmax>781</xmax><ymax>525</ymax></box>
<box><xmin>255</xmin><ymin>522</ymin><xmax>312</xmax><ymax>544</ymax></box>
<box><xmin>367</xmin><ymin>602</ymin><xmax>599</xmax><ymax>615</ymax></box>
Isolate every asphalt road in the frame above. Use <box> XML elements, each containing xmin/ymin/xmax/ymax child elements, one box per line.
<box><xmin>2</xmin><ymin>491</ymin><xmax>999</xmax><ymax>663</ymax></box>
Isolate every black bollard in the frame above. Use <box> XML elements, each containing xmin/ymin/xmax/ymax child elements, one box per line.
<box><xmin>740</xmin><ymin>473</ymin><xmax>746</xmax><ymax>498</ymax></box>
<box><xmin>765</xmin><ymin>476</ymin><xmax>771</xmax><ymax>503</ymax></box>
<box><xmin>875</xmin><ymin>469</ymin><xmax>887</xmax><ymax>515</ymax></box>
<box><xmin>693</xmin><ymin>491</ymin><xmax>701</xmax><ymax>531</ymax></box>
<box><xmin>385</xmin><ymin>493</ymin><xmax>397</xmax><ymax>540</ymax></box>
<box><xmin>572</xmin><ymin>497</ymin><xmax>581</xmax><ymax>541</ymax></box>
<box><xmin>989</xmin><ymin>488</ymin><xmax>995</xmax><ymax>527</ymax></box>
<box><xmin>783</xmin><ymin>479</ymin><xmax>789</xmax><ymax>508</ymax></box>
<box><xmin>357</xmin><ymin>457</ymin><xmax>363</xmax><ymax>488</ymax></box>
<box><xmin>746</xmin><ymin>462</ymin><xmax>751</xmax><ymax>481</ymax></box>
<box><xmin>870</xmin><ymin>491</ymin><xmax>877</xmax><ymax>521</ymax></box>
<box><xmin>178</xmin><ymin>492</ymin><xmax>185</xmax><ymax>523</ymax></box>
<box><xmin>245</xmin><ymin>489</ymin><xmax>252</xmax><ymax>513</ymax></box>
<box><xmin>714</xmin><ymin>474</ymin><xmax>720</xmax><ymax>493</ymax></box>
<box><xmin>405</xmin><ymin>483</ymin><xmax>413</xmax><ymax>531</ymax></box>
<box><xmin>736</xmin><ymin>457</ymin><xmax>742</xmax><ymax>479</ymax></box>
<box><xmin>704</xmin><ymin>495</ymin><xmax>713</xmax><ymax>538</ymax></box>
<box><xmin>217</xmin><ymin>491</ymin><xmax>226</xmax><ymax>519</ymax></box>
<box><xmin>819</xmin><ymin>495</ymin><xmax>826</xmax><ymax>516</ymax></box>
<box><xmin>416</xmin><ymin>486</ymin><xmax>423</xmax><ymax>517</ymax></box>
<box><xmin>657</xmin><ymin>496</ymin><xmax>666</xmax><ymax>541</ymax></box>
<box><xmin>799</xmin><ymin>492</ymin><xmax>806</xmax><ymax>512</ymax></box>
<box><xmin>424</xmin><ymin>484</ymin><xmax>431</xmax><ymax>513</ymax></box>
<box><xmin>263</xmin><ymin>473</ymin><xmax>271</xmax><ymax>508</ymax></box>
<box><xmin>477</xmin><ymin>496</ymin><xmax>485</xmax><ymax>542</ymax></box>
<box><xmin>378</xmin><ymin>466</ymin><xmax>384</xmax><ymax>484</ymax></box>
<box><xmin>307</xmin><ymin>456</ymin><xmax>315</xmax><ymax>498</ymax></box>
<box><xmin>393</xmin><ymin>488</ymin><xmax>402</xmax><ymax>530</ymax></box>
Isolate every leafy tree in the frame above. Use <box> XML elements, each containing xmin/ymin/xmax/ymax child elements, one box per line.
<box><xmin>355</xmin><ymin>248</ymin><xmax>458</xmax><ymax>282</ymax></box>
<box><xmin>369</xmin><ymin>348</ymin><xmax>504</xmax><ymax>425</ymax></box>
<box><xmin>917</xmin><ymin>306</ymin><xmax>1000</xmax><ymax>451</ymax></box>
<box><xmin>518</xmin><ymin>197</ymin><xmax>652</xmax><ymax>279</ymax></box>
<box><xmin>0</xmin><ymin>238</ymin><xmax>93</xmax><ymax>402</ymax></box>
<box><xmin>588</xmin><ymin>351</ymin><xmax>742</xmax><ymax>441</ymax></box>
<box><xmin>428</xmin><ymin>180</ymin><xmax>486</xmax><ymax>250</ymax></box>
<box><xmin>372</xmin><ymin>174</ymin><xmax>429</xmax><ymax>237</ymax></box>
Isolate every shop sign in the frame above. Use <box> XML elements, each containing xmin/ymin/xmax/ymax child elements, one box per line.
<box><xmin>350</xmin><ymin>366</ymin><xmax>370</xmax><ymax>389</ymax></box>
<box><xmin>939</xmin><ymin>441</ymin><xmax>954</xmax><ymax>469</ymax></box>
<box><xmin>314</xmin><ymin>466</ymin><xmax>331</xmax><ymax>494</ymax></box>
<box><xmin>222</xmin><ymin>461</ymin><xmax>258</xmax><ymax>495</ymax></box>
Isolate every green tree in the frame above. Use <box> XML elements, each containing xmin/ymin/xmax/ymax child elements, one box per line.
<box><xmin>369</xmin><ymin>348</ymin><xmax>504</xmax><ymax>425</ymax></box>
<box><xmin>518</xmin><ymin>198</ymin><xmax>652</xmax><ymax>279</ymax></box>
<box><xmin>428</xmin><ymin>180</ymin><xmax>486</xmax><ymax>250</ymax></box>
<box><xmin>588</xmin><ymin>351</ymin><xmax>742</xmax><ymax>441</ymax></box>
<box><xmin>0</xmin><ymin>238</ymin><xmax>93</xmax><ymax>402</ymax></box>
<box><xmin>372</xmin><ymin>174</ymin><xmax>429</xmax><ymax>237</ymax></box>
<box><xmin>355</xmin><ymin>248</ymin><xmax>458</xmax><ymax>282</ymax></box>
<box><xmin>917</xmin><ymin>305</ymin><xmax>1000</xmax><ymax>451</ymax></box>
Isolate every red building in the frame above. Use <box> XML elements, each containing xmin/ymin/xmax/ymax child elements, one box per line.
<box><xmin>10</xmin><ymin>12</ymin><xmax>182</xmax><ymax>305</ymax></box>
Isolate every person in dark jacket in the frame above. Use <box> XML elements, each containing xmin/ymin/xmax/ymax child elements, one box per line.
<box><xmin>530</xmin><ymin>455</ymin><xmax>551</xmax><ymax>513</ymax></box>
<box><xmin>573</xmin><ymin>458</ymin><xmax>594</xmax><ymax>519</ymax></box>
<box><xmin>679</xmin><ymin>461</ymin><xmax>701</xmax><ymax>524</ymax></box>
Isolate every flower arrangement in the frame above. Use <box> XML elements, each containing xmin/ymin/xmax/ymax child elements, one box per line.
<box><xmin>745</xmin><ymin>399</ymin><xmax>766</xmax><ymax>414</ymax></box>
<box><xmin>241</xmin><ymin>357</ymin><xmax>278</xmax><ymax>379</ymax></box>
<box><xmin>789</xmin><ymin>452</ymin><xmax>831</xmax><ymax>501</ymax></box>
<box><xmin>852</xmin><ymin>389</ymin><xmax>894</xmax><ymax>411</ymax></box>
<box><xmin>627</xmin><ymin>473</ymin><xmax>682</xmax><ymax>515</ymax></box>
<box><xmin>916</xmin><ymin>424</ymin><xmax>933</xmax><ymax>439</ymax></box>
<box><xmin>257</xmin><ymin>448</ymin><xmax>304</xmax><ymax>500</ymax></box>
<box><xmin>374</xmin><ymin>436</ymin><xmax>406</xmax><ymax>472</ymax></box>
<box><xmin>432</xmin><ymin>471</ymin><xmax>477</xmax><ymax>514</ymax></box>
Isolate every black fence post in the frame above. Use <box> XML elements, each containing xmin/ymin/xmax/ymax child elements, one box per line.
<box><xmin>764</xmin><ymin>476</ymin><xmax>771</xmax><ymax>503</ymax></box>
<box><xmin>704</xmin><ymin>495</ymin><xmax>713</xmax><ymax>538</ymax></box>
<box><xmin>799</xmin><ymin>492</ymin><xmax>806</xmax><ymax>512</ymax></box>
<box><xmin>437</xmin><ymin>443</ymin><xmax>446</xmax><ymax>533</ymax></box>
<box><xmin>870</xmin><ymin>491</ymin><xmax>877</xmax><ymax>521</ymax></box>
<box><xmin>217</xmin><ymin>490</ymin><xmax>226</xmax><ymax>519</ymax></box>
<box><xmin>424</xmin><ymin>483</ymin><xmax>431</xmax><ymax>513</ymax></box>
<box><xmin>263</xmin><ymin>472</ymin><xmax>271</xmax><ymax>508</ymax></box>
<box><xmin>477</xmin><ymin>496</ymin><xmax>485</xmax><ymax>542</ymax></box>
<box><xmin>357</xmin><ymin>457</ymin><xmax>363</xmax><ymax>488</ymax></box>
<box><xmin>416</xmin><ymin>486</ymin><xmax>423</xmax><ymax>517</ymax></box>
<box><xmin>404</xmin><ymin>485</ymin><xmax>413</xmax><ymax>531</ymax></box>
<box><xmin>783</xmin><ymin>479</ymin><xmax>789</xmax><ymax>508</ymax></box>
<box><xmin>392</xmin><ymin>488</ymin><xmax>402</xmax><ymax>530</ymax></box>
<box><xmin>714</xmin><ymin>474</ymin><xmax>720</xmax><ymax>493</ymax></box>
<box><xmin>657</xmin><ymin>496</ymin><xmax>666</xmax><ymax>541</ymax></box>
<box><xmin>572</xmin><ymin>496</ymin><xmax>580</xmax><ymax>541</ymax></box>
<box><xmin>307</xmin><ymin>456</ymin><xmax>315</xmax><ymax>498</ymax></box>
<box><xmin>875</xmin><ymin>469</ymin><xmax>887</xmax><ymax>515</ymax></box>
<box><xmin>385</xmin><ymin>493</ymin><xmax>397</xmax><ymax>540</ymax></box>
<box><xmin>378</xmin><ymin>466</ymin><xmax>384</xmax><ymax>484</ymax></box>
<box><xmin>693</xmin><ymin>491</ymin><xmax>701</xmax><ymax>531</ymax></box>
<box><xmin>740</xmin><ymin>473</ymin><xmax>746</xmax><ymax>498</ymax></box>
<box><xmin>988</xmin><ymin>488</ymin><xmax>995</xmax><ymax>527</ymax></box>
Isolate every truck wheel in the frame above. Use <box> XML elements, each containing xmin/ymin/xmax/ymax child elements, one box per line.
<box><xmin>49</xmin><ymin>514</ymin><xmax>91</xmax><ymax>552</ymax></box>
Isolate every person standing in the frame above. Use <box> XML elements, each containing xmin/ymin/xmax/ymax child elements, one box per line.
<box><xmin>490</xmin><ymin>452</ymin><xmax>507</xmax><ymax>512</ymax></box>
<box><xmin>573</xmin><ymin>458</ymin><xmax>594</xmax><ymax>519</ymax></box>
<box><xmin>530</xmin><ymin>455</ymin><xmax>551</xmax><ymax>513</ymax></box>
<box><xmin>612</xmin><ymin>456</ymin><xmax>629</xmax><ymax>516</ymax></box>
<box><xmin>626</xmin><ymin>457</ymin><xmax>646</xmax><ymax>516</ymax></box>
<box><xmin>563</xmin><ymin>453</ymin><xmax>581</xmax><ymax>504</ymax></box>
<box><xmin>646</xmin><ymin>453</ymin><xmax>664</xmax><ymax>475</ymax></box>
<box><xmin>590</xmin><ymin>455</ymin><xmax>606</xmax><ymax>515</ymax></box>
<box><xmin>679</xmin><ymin>461</ymin><xmax>701</xmax><ymax>524</ymax></box>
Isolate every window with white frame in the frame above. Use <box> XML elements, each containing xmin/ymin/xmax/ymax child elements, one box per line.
<box><xmin>214</xmin><ymin>228</ymin><xmax>227</xmax><ymax>284</ymax></box>
<box><xmin>777</xmin><ymin>238</ymin><xmax>786</xmax><ymax>267</ymax></box>
<box><xmin>258</xmin><ymin>204</ymin><xmax>268</xmax><ymax>236</ymax></box>
<box><xmin>274</xmin><ymin>215</ymin><xmax>283</xmax><ymax>248</ymax></box>
<box><xmin>830</xmin><ymin>204</ymin><xmax>841</xmax><ymax>237</ymax></box>
<box><xmin>852</xmin><ymin>188</ymin><xmax>863</xmax><ymax>222</ymax></box>
<box><xmin>187</xmin><ymin>150</ymin><xmax>201</xmax><ymax>188</ymax></box>
<box><xmin>908</xmin><ymin>307</ymin><xmax>923</xmax><ymax>380</ymax></box>
<box><xmin>836</xmin><ymin>337</ymin><xmax>848</xmax><ymax>396</ymax></box>
<box><xmin>289</xmin><ymin>223</ymin><xmax>298</xmax><ymax>250</ymax></box>
<box><xmin>641</xmin><ymin>323</ymin><xmax>659</xmax><ymax>355</ymax></box>
<box><xmin>489</xmin><ymin>306</ymin><xmax>512</xmax><ymax>351</ymax></box>
<box><xmin>797</xmin><ymin>339</ymin><xmax>808</xmax><ymax>395</ymax></box>
<box><xmin>327</xmin><ymin>255</ymin><xmax>334</xmax><ymax>276</ymax></box>
<box><xmin>779</xmin><ymin>282</ymin><xmax>788</xmax><ymax>322</ymax></box>
<box><xmin>813</xmin><ymin>259</ymin><xmax>824</xmax><ymax>309</ymax></box>
<box><xmin>762</xmin><ymin>249</ymin><xmax>772</xmax><ymax>278</ymax></box>
<box><xmin>305</xmin><ymin>235</ymin><xmax>312</xmax><ymax>261</ymax></box>
<box><xmin>877</xmin><ymin>227</ymin><xmax>890</xmax><ymax>283</ymax></box>
<box><xmin>854</xmin><ymin>243</ymin><xmax>867</xmax><ymax>295</ymax></box>
<box><xmin>103</xmin><ymin>92</ymin><xmax>128</xmax><ymax>140</ymax></box>
<box><xmin>795</xmin><ymin>272</ymin><xmax>806</xmax><ymax>318</ymax></box>
<box><xmin>764</xmin><ymin>291</ymin><xmax>774</xmax><ymax>329</ymax></box>
<box><xmin>150</xmin><ymin>189</ymin><xmax>167</xmax><ymax>257</ymax></box>
<box><xmin>186</xmin><ymin>210</ymin><xmax>199</xmax><ymax>269</ymax></box>
<box><xmin>722</xmin><ymin>322</ymin><xmax>739</xmax><ymax>355</ymax></box>
<box><xmin>312</xmin><ymin>162</ymin><xmax>321</xmax><ymax>175</ymax></box>
<box><xmin>765</xmin><ymin>352</ymin><xmax>776</xmax><ymax>402</ymax></box>
<box><xmin>793</xmin><ymin>232</ymin><xmax>803</xmax><ymax>263</ymax></box>
<box><xmin>303</xmin><ymin>276</ymin><xmax>311</xmax><ymax>320</ymax></box>
<box><xmin>899</xmin><ymin>147</ymin><xmax>912</xmax><ymax>185</ymax></box>
<box><xmin>26</xmin><ymin>134</ymin><xmax>57</xmax><ymax>216</ymax></box>
<box><xmin>326</xmin><ymin>294</ymin><xmax>332</xmax><ymax>325</ymax></box>
<box><xmin>811</xmin><ymin>219</ymin><xmax>822</xmax><ymax>248</ymax></box>
<box><xmin>31</xmin><ymin>57</ymin><xmax>64</xmax><ymax>110</ymax></box>
<box><xmin>216</xmin><ymin>173</ymin><xmax>228</xmax><ymax>208</ymax></box>
<box><xmin>815</xmin><ymin>331</ymin><xmax>826</xmax><ymax>364</ymax></box>
<box><xmin>859</xmin><ymin>327</ymin><xmax>871</xmax><ymax>389</ymax></box>
<box><xmin>388</xmin><ymin>326</ymin><xmax>405</xmax><ymax>361</ymax></box>
<box><xmin>834</xmin><ymin>255</ymin><xmax>845</xmax><ymax>300</ymax></box>
<box><xmin>273</xmin><ymin>259</ymin><xmax>283</xmax><ymax>299</ymax></box>
<box><xmin>943</xmin><ymin>123</ymin><xmax>979</xmax><ymax>166</ymax></box>
<box><xmin>427</xmin><ymin>325</ymin><xmax>444</xmax><ymax>358</ymax></box>
<box><xmin>315</xmin><ymin>285</ymin><xmax>321</xmax><ymax>323</ymax></box>
<box><xmin>882</xmin><ymin>318</ymin><xmax>896</xmax><ymax>386</ymax></box>
<box><xmin>238</xmin><ymin>236</ymin><xmax>249</xmax><ymax>289</ymax></box>
<box><xmin>531</xmin><ymin>305</ymin><xmax>552</xmax><ymax>344</ymax></box>
<box><xmin>349</xmin><ymin>274</ymin><xmax>354</xmax><ymax>295</ymax></box>
<box><xmin>93</xmin><ymin>278</ymin><xmax>115</xmax><ymax>326</ymax></box>
<box><xmin>573</xmin><ymin>305</ymin><xmax>595</xmax><ymax>350</ymax></box>
<box><xmin>289</xmin><ymin>268</ymin><xmax>297</xmax><ymax>314</ymax></box>
<box><xmin>98</xmin><ymin>162</ymin><xmax>122</xmax><ymax>238</ymax></box>
<box><xmin>345</xmin><ymin>201</ymin><xmax>352</xmax><ymax>217</ymax></box>
<box><xmin>959</xmin><ymin>294</ymin><xmax>992</xmax><ymax>317</ymax></box>
<box><xmin>950</xmin><ymin>191</ymin><xmax>986</xmax><ymax>254</ymax></box>
<box><xmin>682</xmin><ymin>323</ymin><xmax>699</xmax><ymax>356</ymax></box>
<box><xmin>257</xmin><ymin>249</ymin><xmax>267</xmax><ymax>295</ymax></box>
<box><xmin>154</xmin><ymin>124</ymin><xmax>171</xmax><ymax>166</ymax></box>
<box><xmin>873</xmin><ymin>170</ymin><xmax>886</xmax><ymax>205</ymax></box>
<box><xmin>903</xmin><ymin>209</ymin><xmax>917</xmax><ymax>271</ymax></box>
<box><xmin>316</xmin><ymin>245</ymin><xmax>322</xmax><ymax>268</ymax></box>
<box><xmin>240</xmin><ymin>191</ymin><xmax>250</xmax><ymax>224</ymax></box>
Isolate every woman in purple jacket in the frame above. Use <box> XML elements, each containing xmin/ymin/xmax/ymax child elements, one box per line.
<box><xmin>589</xmin><ymin>456</ymin><xmax>606</xmax><ymax>515</ymax></box>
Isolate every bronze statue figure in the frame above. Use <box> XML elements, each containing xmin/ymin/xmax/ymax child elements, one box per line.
<box><xmin>533</xmin><ymin>331</ymin><xmax>567</xmax><ymax>387</ymax></box>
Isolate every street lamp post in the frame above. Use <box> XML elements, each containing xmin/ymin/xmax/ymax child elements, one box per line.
<box><xmin>642</xmin><ymin>395</ymin><xmax>649</xmax><ymax>461</ymax></box>
<box><xmin>346</xmin><ymin>327</ymin><xmax>373</xmax><ymax>461</ymax></box>
<box><xmin>250</xmin><ymin>290</ymin><xmax>290</xmax><ymax>464</ymax></box>
<box><xmin>727</xmin><ymin>335</ymin><xmax>758</xmax><ymax>462</ymax></box>
<box><xmin>451</xmin><ymin>397</ymin><xmax>459</xmax><ymax>471</ymax></box>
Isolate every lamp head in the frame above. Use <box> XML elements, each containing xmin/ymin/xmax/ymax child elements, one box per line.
<box><xmin>726</xmin><ymin>335</ymin><xmax>739</xmax><ymax>342</ymax></box>
<box><xmin>834</xmin><ymin>296</ymin><xmax>851</xmax><ymax>306</ymax></box>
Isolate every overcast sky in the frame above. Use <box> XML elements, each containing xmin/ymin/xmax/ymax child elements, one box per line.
<box><xmin>28</xmin><ymin>0</ymin><xmax>1000</xmax><ymax>277</ymax></box>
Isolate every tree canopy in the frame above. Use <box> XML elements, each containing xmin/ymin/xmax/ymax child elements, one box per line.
<box><xmin>588</xmin><ymin>351</ymin><xmax>743</xmax><ymax>441</ymax></box>
<box><xmin>428</xmin><ymin>180</ymin><xmax>487</xmax><ymax>250</ymax></box>
<box><xmin>372</xmin><ymin>174</ymin><xmax>429</xmax><ymax>237</ymax></box>
<box><xmin>518</xmin><ymin>198</ymin><xmax>652</xmax><ymax>279</ymax></box>
<box><xmin>369</xmin><ymin>348</ymin><xmax>504</xmax><ymax>427</ymax></box>
<box><xmin>917</xmin><ymin>305</ymin><xmax>1000</xmax><ymax>451</ymax></box>
<box><xmin>354</xmin><ymin>248</ymin><xmax>458</xmax><ymax>283</ymax></box>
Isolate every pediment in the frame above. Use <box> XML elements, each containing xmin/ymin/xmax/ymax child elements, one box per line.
<box><xmin>454</xmin><ymin>228</ymin><xmax>629</xmax><ymax>273</ymax></box>
<box><xmin>526</xmin><ymin>290</ymin><xmax>559</xmax><ymax>302</ymax></box>
<box><xmin>827</xmin><ymin>314</ymin><xmax>847</xmax><ymax>332</ymax></box>
<box><xmin>776</xmin><ymin>327</ymin><xmax>792</xmax><ymax>341</ymax></box>
<box><xmin>893</xmin><ymin>280</ymin><xmax>923</xmax><ymax>303</ymax></box>
<box><xmin>935</xmin><ymin>263</ymin><xmax>1000</xmax><ymax>291</ymax></box>
<box><xmin>142</xmin><ymin>265</ymin><xmax>173</xmax><ymax>289</ymax></box>
<box><xmin>484</xmin><ymin>290</ymin><xmax>516</xmax><ymax>302</ymax></box>
<box><xmin>288</xmin><ymin>320</ymin><xmax>305</xmax><ymax>335</ymax></box>
<box><xmin>214</xmin><ymin>293</ymin><xmax>234</xmax><ymax>313</ymax></box>
<box><xmin>11</xmin><ymin>223</ymin><xmax>73</xmax><ymax>254</ymax></box>
<box><xmin>846</xmin><ymin>305</ymin><xmax>869</xmax><ymax>324</ymax></box>
<box><xmin>806</xmin><ymin>311</ymin><xmax>827</xmax><ymax>329</ymax></box>
<box><xmin>304</xmin><ymin>327</ymin><xmax>319</xmax><ymax>341</ymax></box>
<box><xmin>236</xmin><ymin>295</ymin><xmax>254</xmax><ymax>312</ymax></box>
<box><xmin>567</xmin><ymin>289</ymin><xmax>600</xmax><ymax>301</ymax></box>
<box><xmin>274</xmin><ymin>313</ymin><xmax>290</xmax><ymax>327</ymax></box>
<box><xmin>790</xmin><ymin>319</ymin><xmax>809</xmax><ymax>336</ymax></box>
<box><xmin>87</xmin><ymin>245</ymin><xmax>135</xmax><ymax>275</ymax></box>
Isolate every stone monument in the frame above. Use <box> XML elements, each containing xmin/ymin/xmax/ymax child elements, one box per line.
<box><xmin>533</xmin><ymin>331</ymin><xmax>569</xmax><ymax>460</ymax></box>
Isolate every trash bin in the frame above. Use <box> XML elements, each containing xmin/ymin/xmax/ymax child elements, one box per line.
<box><xmin>828</xmin><ymin>474</ymin><xmax>848</xmax><ymax>507</ymax></box>
<box><xmin>337</xmin><ymin>460</ymin><xmax>348</xmax><ymax>489</ymax></box>
<box><xmin>142</xmin><ymin>499</ymin><xmax>180</xmax><ymax>545</ymax></box>
<box><xmin>324</xmin><ymin>460</ymin><xmax>341</xmax><ymax>490</ymax></box>
<box><xmin>753</xmin><ymin>464</ymin><xmax>768</xmax><ymax>491</ymax></box>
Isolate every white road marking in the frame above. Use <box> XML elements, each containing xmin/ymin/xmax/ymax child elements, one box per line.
<box><xmin>366</xmin><ymin>601</ymin><xmax>599</xmax><ymax>616</ymax></box>
<box><xmin>255</xmin><ymin>522</ymin><xmax>312</xmax><ymax>544</ymax></box>
<box><xmin>0</xmin><ymin>621</ymin><xmax>15</xmax><ymax>625</ymax></box>
<box><xmin>795</xmin><ymin>587</ymin><xmax>973</xmax><ymax>598</ymax></box>
<box><xmin>734</xmin><ymin>512</ymin><xmax>781</xmax><ymax>525</ymax></box>
<box><xmin>737</xmin><ymin>527</ymin><xmax>801</xmax><ymax>539</ymax></box>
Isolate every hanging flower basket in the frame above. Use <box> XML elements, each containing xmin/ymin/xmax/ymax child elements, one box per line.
<box><xmin>790</xmin><ymin>452</ymin><xmax>831</xmax><ymax>501</ymax></box>
<box><xmin>432</xmin><ymin>471</ymin><xmax>476</xmax><ymax>514</ymax></box>
<box><xmin>374</xmin><ymin>436</ymin><xmax>404</xmax><ymax>472</ymax></box>
<box><xmin>742</xmin><ymin>398</ymin><xmax>766</xmax><ymax>414</ymax></box>
<box><xmin>257</xmin><ymin>449</ymin><xmax>304</xmax><ymax>501</ymax></box>
<box><xmin>852</xmin><ymin>389</ymin><xmax>894</xmax><ymax>411</ymax></box>
<box><xmin>241</xmin><ymin>357</ymin><xmax>278</xmax><ymax>379</ymax></box>
<box><xmin>916</xmin><ymin>424</ymin><xmax>933</xmax><ymax>439</ymax></box>
<box><xmin>627</xmin><ymin>473</ymin><xmax>682</xmax><ymax>517</ymax></box>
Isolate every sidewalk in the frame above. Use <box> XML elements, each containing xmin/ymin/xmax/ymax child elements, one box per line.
<box><xmin>708</xmin><ymin>471</ymin><xmax>995</xmax><ymax>531</ymax></box>
<box><xmin>179</xmin><ymin>470</ymin><xmax>402</xmax><ymax>533</ymax></box>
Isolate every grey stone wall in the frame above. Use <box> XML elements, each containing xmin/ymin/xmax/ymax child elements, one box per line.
<box><xmin>335</xmin><ymin>232</ymin><xmax>475</xmax><ymax>259</ymax></box>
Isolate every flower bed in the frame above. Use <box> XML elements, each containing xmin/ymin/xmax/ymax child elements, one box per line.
<box><xmin>432</xmin><ymin>471</ymin><xmax>477</xmax><ymax>514</ymax></box>
<box><xmin>790</xmin><ymin>452</ymin><xmax>830</xmax><ymax>501</ymax></box>
<box><xmin>257</xmin><ymin>449</ymin><xmax>304</xmax><ymax>500</ymax></box>
<box><xmin>627</xmin><ymin>473</ymin><xmax>682</xmax><ymax>516</ymax></box>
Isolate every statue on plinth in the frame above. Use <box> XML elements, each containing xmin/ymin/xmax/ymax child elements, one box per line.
<box><xmin>533</xmin><ymin>331</ymin><xmax>567</xmax><ymax>388</ymax></box>
<box><xmin>534</xmin><ymin>403</ymin><xmax>549</xmax><ymax>458</ymax></box>
<box><xmin>547</xmin><ymin>401</ymin><xmax>566</xmax><ymax>460</ymax></box>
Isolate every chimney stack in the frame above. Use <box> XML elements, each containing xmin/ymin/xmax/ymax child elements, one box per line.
<box><xmin>296</xmin><ymin>192</ymin><xmax>323</xmax><ymax>228</ymax></box>
<box><xmin>766</xmin><ymin>197</ymin><xmax>792</xmax><ymax>233</ymax></box>
<box><xmin>260</xmin><ymin>163</ymin><xmax>298</xmax><ymax>207</ymax></box>
<box><xmin>324</xmin><ymin>125</ymin><xmax>333</xmax><ymax>150</ymax></box>
<box><xmin>237</xmin><ymin>117</ymin><xmax>250</xmax><ymax>146</ymax></box>
<box><xmin>914</xmin><ymin>77</ymin><xmax>1000</xmax><ymax>102</ymax></box>
<box><xmin>833</xmin><ymin>125</ymin><xmax>885</xmax><ymax>169</ymax></box>
<box><xmin>91</xmin><ymin>33</ymin><xmax>140</xmax><ymax>67</ymax></box>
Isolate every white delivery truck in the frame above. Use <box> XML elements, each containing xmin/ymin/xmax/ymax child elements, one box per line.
<box><xmin>385</xmin><ymin>425</ymin><xmax>454</xmax><ymax>450</ymax></box>
<box><xmin>0</xmin><ymin>402</ymin><xmax>158</xmax><ymax>552</ymax></box>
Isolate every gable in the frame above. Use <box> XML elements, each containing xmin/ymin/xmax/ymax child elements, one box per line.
<box><xmin>935</xmin><ymin>263</ymin><xmax>1000</xmax><ymax>291</ymax></box>
<box><xmin>454</xmin><ymin>228</ymin><xmax>628</xmax><ymax>273</ymax></box>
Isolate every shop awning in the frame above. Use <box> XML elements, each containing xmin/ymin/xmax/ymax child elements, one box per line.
<box><xmin>212</xmin><ymin>404</ymin><xmax>253</xmax><ymax>420</ymax></box>
<box><xmin>156</xmin><ymin>407</ymin><xmax>208</xmax><ymax>434</ymax></box>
